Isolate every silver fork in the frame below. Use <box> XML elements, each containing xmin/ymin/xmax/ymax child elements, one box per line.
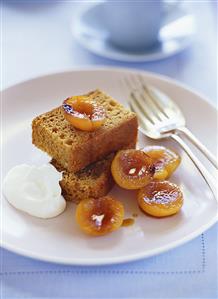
<box><xmin>125</xmin><ymin>74</ymin><xmax>218</xmax><ymax>168</ymax></box>
<box><xmin>123</xmin><ymin>75</ymin><xmax>217</xmax><ymax>198</ymax></box>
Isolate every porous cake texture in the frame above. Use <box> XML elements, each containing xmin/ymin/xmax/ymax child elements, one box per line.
<box><xmin>51</xmin><ymin>154</ymin><xmax>114</xmax><ymax>203</ymax></box>
<box><xmin>32</xmin><ymin>89</ymin><xmax>138</xmax><ymax>173</ymax></box>
<box><xmin>51</xmin><ymin>140</ymin><xmax>136</xmax><ymax>203</ymax></box>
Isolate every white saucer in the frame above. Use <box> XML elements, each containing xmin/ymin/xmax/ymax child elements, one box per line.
<box><xmin>72</xmin><ymin>3</ymin><xmax>195</xmax><ymax>63</ymax></box>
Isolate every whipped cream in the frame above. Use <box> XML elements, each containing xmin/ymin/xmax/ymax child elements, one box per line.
<box><xmin>3</xmin><ymin>164</ymin><xmax>66</xmax><ymax>219</ymax></box>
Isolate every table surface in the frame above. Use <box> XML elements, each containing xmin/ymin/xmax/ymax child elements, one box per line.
<box><xmin>1</xmin><ymin>1</ymin><xmax>218</xmax><ymax>299</ymax></box>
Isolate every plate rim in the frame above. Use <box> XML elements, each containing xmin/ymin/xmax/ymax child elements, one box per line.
<box><xmin>2</xmin><ymin>215</ymin><xmax>217</xmax><ymax>266</ymax></box>
<box><xmin>1</xmin><ymin>66</ymin><xmax>217</xmax><ymax>111</ymax></box>
<box><xmin>1</xmin><ymin>67</ymin><xmax>218</xmax><ymax>266</ymax></box>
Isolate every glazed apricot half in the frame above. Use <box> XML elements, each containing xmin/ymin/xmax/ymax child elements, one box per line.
<box><xmin>137</xmin><ymin>181</ymin><xmax>183</xmax><ymax>218</ymax></box>
<box><xmin>63</xmin><ymin>96</ymin><xmax>106</xmax><ymax>131</ymax></box>
<box><xmin>75</xmin><ymin>196</ymin><xmax>124</xmax><ymax>236</ymax></box>
<box><xmin>142</xmin><ymin>146</ymin><xmax>181</xmax><ymax>180</ymax></box>
<box><xmin>111</xmin><ymin>149</ymin><xmax>155</xmax><ymax>190</ymax></box>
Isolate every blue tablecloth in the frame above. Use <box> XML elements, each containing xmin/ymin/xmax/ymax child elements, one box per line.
<box><xmin>1</xmin><ymin>223</ymin><xmax>217</xmax><ymax>298</ymax></box>
<box><xmin>1</xmin><ymin>1</ymin><xmax>217</xmax><ymax>298</ymax></box>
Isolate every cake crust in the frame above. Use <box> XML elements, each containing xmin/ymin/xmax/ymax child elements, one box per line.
<box><xmin>51</xmin><ymin>141</ymin><xmax>136</xmax><ymax>203</ymax></box>
<box><xmin>32</xmin><ymin>89</ymin><xmax>138</xmax><ymax>172</ymax></box>
<box><xmin>51</xmin><ymin>154</ymin><xmax>115</xmax><ymax>204</ymax></box>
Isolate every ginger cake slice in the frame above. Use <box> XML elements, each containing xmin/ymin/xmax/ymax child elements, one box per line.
<box><xmin>51</xmin><ymin>154</ymin><xmax>114</xmax><ymax>204</ymax></box>
<box><xmin>51</xmin><ymin>141</ymin><xmax>136</xmax><ymax>203</ymax></box>
<box><xmin>32</xmin><ymin>89</ymin><xmax>138</xmax><ymax>172</ymax></box>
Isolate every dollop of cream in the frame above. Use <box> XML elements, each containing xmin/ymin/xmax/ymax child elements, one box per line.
<box><xmin>3</xmin><ymin>164</ymin><xmax>66</xmax><ymax>219</ymax></box>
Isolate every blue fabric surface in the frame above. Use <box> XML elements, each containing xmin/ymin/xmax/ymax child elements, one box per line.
<box><xmin>1</xmin><ymin>223</ymin><xmax>217</xmax><ymax>298</ymax></box>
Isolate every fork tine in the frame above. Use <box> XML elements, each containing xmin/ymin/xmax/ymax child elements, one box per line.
<box><xmin>122</xmin><ymin>77</ymin><xmax>155</xmax><ymax>129</ymax></box>
<box><xmin>122</xmin><ymin>76</ymin><xmax>157</xmax><ymax>124</ymax></box>
<box><xmin>136</xmin><ymin>74</ymin><xmax>170</xmax><ymax>121</ymax></box>
<box><xmin>132</xmin><ymin>90</ymin><xmax>160</xmax><ymax>124</ymax></box>
<box><xmin>130</xmin><ymin>91</ymin><xmax>155</xmax><ymax>125</ymax></box>
<box><xmin>137</xmin><ymin>74</ymin><xmax>172</xmax><ymax>118</ymax></box>
<box><xmin>126</xmin><ymin>75</ymin><xmax>165</xmax><ymax>123</ymax></box>
<box><xmin>123</xmin><ymin>74</ymin><xmax>139</xmax><ymax>94</ymax></box>
<box><xmin>129</xmin><ymin>95</ymin><xmax>154</xmax><ymax>131</ymax></box>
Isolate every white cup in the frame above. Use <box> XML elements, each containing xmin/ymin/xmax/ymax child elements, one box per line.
<box><xmin>101</xmin><ymin>0</ymin><xmax>173</xmax><ymax>51</ymax></box>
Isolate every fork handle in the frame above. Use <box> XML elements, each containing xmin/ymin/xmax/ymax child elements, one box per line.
<box><xmin>177</xmin><ymin>127</ymin><xmax>218</xmax><ymax>169</ymax></box>
<box><xmin>171</xmin><ymin>133</ymin><xmax>217</xmax><ymax>199</ymax></box>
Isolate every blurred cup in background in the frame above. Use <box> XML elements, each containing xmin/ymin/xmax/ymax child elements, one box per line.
<box><xmin>101</xmin><ymin>0</ymin><xmax>174</xmax><ymax>51</ymax></box>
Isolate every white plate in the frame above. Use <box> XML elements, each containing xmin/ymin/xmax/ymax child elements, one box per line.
<box><xmin>72</xmin><ymin>3</ymin><xmax>195</xmax><ymax>62</ymax></box>
<box><xmin>1</xmin><ymin>67</ymin><xmax>217</xmax><ymax>265</ymax></box>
